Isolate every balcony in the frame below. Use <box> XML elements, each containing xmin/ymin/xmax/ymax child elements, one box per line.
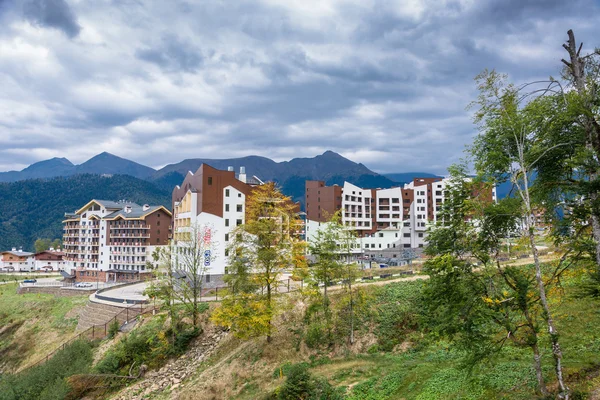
<box><xmin>110</xmin><ymin>233</ymin><xmax>151</xmax><ymax>238</ymax></box>
<box><xmin>110</xmin><ymin>225</ymin><xmax>151</xmax><ymax>230</ymax></box>
<box><xmin>109</xmin><ymin>242</ymin><xmax>145</xmax><ymax>247</ymax></box>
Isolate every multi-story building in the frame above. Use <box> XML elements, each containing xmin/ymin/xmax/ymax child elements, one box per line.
<box><xmin>62</xmin><ymin>200</ymin><xmax>172</xmax><ymax>283</ymax></box>
<box><xmin>172</xmin><ymin>165</ymin><xmax>263</xmax><ymax>286</ymax></box>
<box><xmin>0</xmin><ymin>248</ymin><xmax>34</xmax><ymax>271</ymax></box>
<box><xmin>305</xmin><ymin>178</ymin><xmax>496</xmax><ymax>258</ymax></box>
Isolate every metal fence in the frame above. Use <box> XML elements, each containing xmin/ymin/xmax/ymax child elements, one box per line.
<box><xmin>21</xmin><ymin>304</ymin><xmax>158</xmax><ymax>372</ymax></box>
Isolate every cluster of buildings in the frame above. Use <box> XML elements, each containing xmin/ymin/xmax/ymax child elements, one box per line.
<box><xmin>305</xmin><ymin>178</ymin><xmax>495</xmax><ymax>258</ymax></box>
<box><xmin>4</xmin><ymin>163</ymin><xmax>496</xmax><ymax>284</ymax></box>
<box><xmin>0</xmin><ymin>248</ymin><xmax>67</xmax><ymax>272</ymax></box>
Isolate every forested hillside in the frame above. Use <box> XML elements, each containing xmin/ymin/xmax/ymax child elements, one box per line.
<box><xmin>0</xmin><ymin>174</ymin><xmax>170</xmax><ymax>252</ymax></box>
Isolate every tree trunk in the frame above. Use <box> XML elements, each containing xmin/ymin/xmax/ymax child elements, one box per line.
<box><xmin>563</xmin><ymin>29</ymin><xmax>600</xmax><ymax>267</ymax></box>
<box><xmin>532</xmin><ymin>341</ymin><xmax>548</xmax><ymax>397</ymax></box>
<box><xmin>266</xmin><ymin>282</ymin><xmax>272</xmax><ymax>343</ymax></box>
<box><xmin>522</xmin><ymin>171</ymin><xmax>569</xmax><ymax>399</ymax></box>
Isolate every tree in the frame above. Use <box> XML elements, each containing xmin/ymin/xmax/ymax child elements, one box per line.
<box><xmin>147</xmin><ymin>224</ymin><xmax>216</xmax><ymax>330</ymax></box>
<box><xmin>173</xmin><ymin>223</ymin><xmax>217</xmax><ymax>328</ymax></box>
<box><xmin>560</xmin><ymin>30</ymin><xmax>600</xmax><ymax>267</ymax></box>
<box><xmin>144</xmin><ymin>244</ymin><xmax>180</xmax><ymax>339</ymax></box>
<box><xmin>212</xmin><ymin>182</ymin><xmax>304</xmax><ymax>342</ymax></box>
<box><xmin>471</xmin><ymin>70</ymin><xmax>570</xmax><ymax>398</ymax></box>
<box><xmin>34</xmin><ymin>238</ymin><xmax>51</xmax><ymax>253</ymax></box>
<box><xmin>423</xmin><ymin>164</ymin><xmax>550</xmax><ymax>396</ymax></box>
<box><xmin>307</xmin><ymin>211</ymin><xmax>345</xmax><ymax>345</ymax></box>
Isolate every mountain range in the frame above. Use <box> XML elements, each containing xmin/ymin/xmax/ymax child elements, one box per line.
<box><xmin>0</xmin><ymin>151</ymin><xmax>444</xmax><ymax>251</ymax></box>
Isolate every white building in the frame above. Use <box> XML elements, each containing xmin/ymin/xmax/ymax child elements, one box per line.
<box><xmin>172</xmin><ymin>164</ymin><xmax>261</xmax><ymax>286</ymax></box>
<box><xmin>63</xmin><ymin>200</ymin><xmax>172</xmax><ymax>282</ymax></box>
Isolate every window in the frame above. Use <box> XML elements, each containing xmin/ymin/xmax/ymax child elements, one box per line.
<box><xmin>225</xmin><ymin>249</ymin><xmax>229</xmax><ymax>256</ymax></box>
<box><xmin>236</xmin><ymin>219</ymin><xmax>242</xmax><ymax>226</ymax></box>
<box><xmin>225</xmin><ymin>189</ymin><xmax>230</xmax><ymax>197</ymax></box>
<box><xmin>418</xmin><ymin>233</ymin><xmax>424</xmax><ymax>238</ymax></box>
<box><xmin>208</xmin><ymin>177</ymin><xmax>213</xmax><ymax>185</ymax></box>
<box><xmin>404</xmin><ymin>233</ymin><xmax>410</xmax><ymax>237</ymax></box>
<box><xmin>225</xmin><ymin>204</ymin><xmax>230</xmax><ymax>212</ymax></box>
<box><xmin>206</xmin><ymin>274</ymin><xmax>211</xmax><ymax>283</ymax></box>
<box><xmin>237</xmin><ymin>204</ymin><xmax>243</xmax><ymax>212</ymax></box>
<box><xmin>225</xmin><ymin>219</ymin><xmax>229</xmax><ymax>227</ymax></box>
<box><xmin>238</xmin><ymin>193</ymin><xmax>242</xmax><ymax>198</ymax></box>
<box><xmin>225</xmin><ymin>233</ymin><xmax>229</xmax><ymax>242</ymax></box>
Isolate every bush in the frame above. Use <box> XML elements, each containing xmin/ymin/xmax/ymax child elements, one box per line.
<box><xmin>0</xmin><ymin>339</ymin><xmax>93</xmax><ymax>400</ymax></box>
<box><xmin>108</xmin><ymin>319</ymin><xmax>120</xmax><ymax>339</ymax></box>
<box><xmin>374</xmin><ymin>281</ymin><xmax>424</xmax><ymax>352</ymax></box>
<box><xmin>95</xmin><ymin>318</ymin><xmax>199</xmax><ymax>375</ymax></box>
<box><xmin>276</xmin><ymin>363</ymin><xmax>344</xmax><ymax>400</ymax></box>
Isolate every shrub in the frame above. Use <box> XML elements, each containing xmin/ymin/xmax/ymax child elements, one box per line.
<box><xmin>95</xmin><ymin>318</ymin><xmax>199</xmax><ymax>375</ymax></box>
<box><xmin>374</xmin><ymin>281</ymin><xmax>424</xmax><ymax>352</ymax></box>
<box><xmin>0</xmin><ymin>339</ymin><xmax>93</xmax><ymax>400</ymax></box>
<box><xmin>276</xmin><ymin>363</ymin><xmax>344</xmax><ymax>400</ymax></box>
<box><xmin>108</xmin><ymin>319</ymin><xmax>120</xmax><ymax>339</ymax></box>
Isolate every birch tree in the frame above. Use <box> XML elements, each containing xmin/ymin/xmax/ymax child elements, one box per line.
<box><xmin>471</xmin><ymin>70</ymin><xmax>570</xmax><ymax>399</ymax></box>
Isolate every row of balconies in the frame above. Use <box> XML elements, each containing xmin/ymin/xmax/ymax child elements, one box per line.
<box><xmin>109</xmin><ymin>225</ymin><xmax>151</xmax><ymax>230</ymax></box>
<box><xmin>109</xmin><ymin>233</ymin><xmax>151</xmax><ymax>238</ymax></box>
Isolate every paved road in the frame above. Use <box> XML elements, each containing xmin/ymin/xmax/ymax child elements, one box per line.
<box><xmin>0</xmin><ymin>277</ymin><xmax>61</xmax><ymax>286</ymax></box>
<box><xmin>97</xmin><ymin>282</ymin><xmax>149</xmax><ymax>302</ymax></box>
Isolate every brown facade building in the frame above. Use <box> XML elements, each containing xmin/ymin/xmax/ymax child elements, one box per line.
<box><xmin>63</xmin><ymin>200</ymin><xmax>172</xmax><ymax>283</ymax></box>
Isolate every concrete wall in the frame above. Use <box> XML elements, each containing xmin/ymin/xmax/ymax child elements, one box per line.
<box><xmin>17</xmin><ymin>286</ymin><xmax>89</xmax><ymax>297</ymax></box>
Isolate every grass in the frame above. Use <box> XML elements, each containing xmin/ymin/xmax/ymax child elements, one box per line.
<box><xmin>0</xmin><ymin>283</ymin><xmax>88</xmax><ymax>372</ymax></box>
<box><xmin>173</xmin><ymin>265</ymin><xmax>600</xmax><ymax>400</ymax></box>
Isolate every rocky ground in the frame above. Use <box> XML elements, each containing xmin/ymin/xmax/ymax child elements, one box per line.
<box><xmin>112</xmin><ymin>328</ymin><xmax>228</xmax><ymax>400</ymax></box>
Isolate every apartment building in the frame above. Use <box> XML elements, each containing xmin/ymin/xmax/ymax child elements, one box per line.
<box><xmin>305</xmin><ymin>178</ymin><xmax>496</xmax><ymax>257</ymax></box>
<box><xmin>62</xmin><ymin>200</ymin><xmax>172</xmax><ymax>283</ymax></box>
<box><xmin>172</xmin><ymin>165</ymin><xmax>262</xmax><ymax>286</ymax></box>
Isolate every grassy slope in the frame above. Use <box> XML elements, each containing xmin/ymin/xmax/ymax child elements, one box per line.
<box><xmin>0</xmin><ymin>283</ymin><xmax>89</xmax><ymax>373</ymax></box>
<box><xmin>168</xmin><ymin>267</ymin><xmax>600</xmax><ymax>400</ymax></box>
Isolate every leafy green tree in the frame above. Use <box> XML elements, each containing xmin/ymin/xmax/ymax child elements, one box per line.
<box><xmin>34</xmin><ymin>238</ymin><xmax>51</xmax><ymax>253</ymax></box>
<box><xmin>471</xmin><ymin>70</ymin><xmax>570</xmax><ymax>397</ymax></box>
<box><xmin>212</xmin><ymin>183</ymin><xmax>304</xmax><ymax>343</ymax></box>
<box><xmin>307</xmin><ymin>210</ymin><xmax>346</xmax><ymax>346</ymax></box>
<box><xmin>423</xmin><ymin>164</ymin><xmax>550</xmax><ymax>396</ymax></box>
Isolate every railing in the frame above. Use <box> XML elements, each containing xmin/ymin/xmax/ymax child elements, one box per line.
<box><xmin>110</xmin><ymin>225</ymin><xmax>151</xmax><ymax>230</ymax></box>
<box><xmin>21</xmin><ymin>304</ymin><xmax>158</xmax><ymax>372</ymax></box>
<box><xmin>110</xmin><ymin>234</ymin><xmax>151</xmax><ymax>238</ymax></box>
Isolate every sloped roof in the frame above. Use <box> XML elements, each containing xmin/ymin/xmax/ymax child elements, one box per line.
<box><xmin>104</xmin><ymin>205</ymin><xmax>171</xmax><ymax>220</ymax></box>
<box><xmin>1</xmin><ymin>250</ymin><xmax>34</xmax><ymax>257</ymax></box>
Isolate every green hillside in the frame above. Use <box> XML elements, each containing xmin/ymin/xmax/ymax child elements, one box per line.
<box><xmin>0</xmin><ymin>174</ymin><xmax>171</xmax><ymax>252</ymax></box>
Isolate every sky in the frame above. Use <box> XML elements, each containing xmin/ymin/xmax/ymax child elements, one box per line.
<box><xmin>1</xmin><ymin>0</ymin><xmax>599</xmax><ymax>175</ymax></box>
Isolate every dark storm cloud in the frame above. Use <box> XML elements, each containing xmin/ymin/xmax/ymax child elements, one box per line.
<box><xmin>1</xmin><ymin>0</ymin><xmax>600</xmax><ymax>174</ymax></box>
<box><xmin>22</xmin><ymin>0</ymin><xmax>80</xmax><ymax>37</ymax></box>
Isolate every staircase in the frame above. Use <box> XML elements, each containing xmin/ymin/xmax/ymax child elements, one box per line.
<box><xmin>76</xmin><ymin>301</ymin><xmax>144</xmax><ymax>331</ymax></box>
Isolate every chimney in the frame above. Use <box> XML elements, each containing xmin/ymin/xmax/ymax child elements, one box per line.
<box><xmin>143</xmin><ymin>204</ymin><xmax>150</xmax><ymax>211</ymax></box>
<box><xmin>124</xmin><ymin>205</ymin><xmax>132</xmax><ymax>213</ymax></box>
<box><xmin>11</xmin><ymin>247</ymin><xmax>16</xmax><ymax>252</ymax></box>
<box><xmin>239</xmin><ymin>166</ymin><xmax>247</xmax><ymax>183</ymax></box>
<box><xmin>227</xmin><ymin>166</ymin><xmax>234</xmax><ymax>172</ymax></box>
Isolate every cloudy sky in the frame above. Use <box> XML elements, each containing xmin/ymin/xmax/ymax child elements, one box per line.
<box><xmin>1</xmin><ymin>0</ymin><xmax>599</xmax><ymax>175</ymax></box>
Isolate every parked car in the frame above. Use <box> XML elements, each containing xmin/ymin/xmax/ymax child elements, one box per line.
<box><xmin>75</xmin><ymin>282</ymin><xmax>93</xmax><ymax>288</ymax></box>
<box><xmin>23</xmin><ymin>279</ymin><xmax>37</xmax><ymax>283</ymax></box>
